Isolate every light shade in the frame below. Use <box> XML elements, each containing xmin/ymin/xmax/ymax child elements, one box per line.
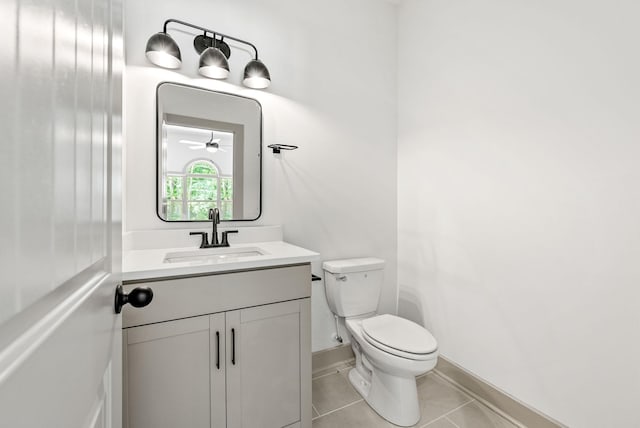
<box><xmin>198</xmin><ymin>47</ymin><xmax>230</xmax><ymax>79</ymax></box>
<box><xmin>145</xmin><ymin>32</ymin><xmax>181</xmax><ymax>69</ymax></box>
<box><xmin>243</xmin><ymin>59</ymin><xmax>271</xmax><ymax>89</ymax></box>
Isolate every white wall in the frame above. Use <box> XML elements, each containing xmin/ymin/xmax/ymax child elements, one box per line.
<box><xmin>398</xmin><ymin>1</ymin><xmax>640</xmax><ymax>426</ymax></box>
<box><xmin>124</xmin><ymin>0</ymin><xmax>398</xmax><ymax>350</ymax></box>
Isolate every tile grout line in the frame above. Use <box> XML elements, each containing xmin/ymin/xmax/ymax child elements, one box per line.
<box><xmin>311</xmin><ymin>403</ymin><xmax>320</xmax><ymax>420</ymax></box>
<box><xmin>418</xmin><ymin>399</ymin><xmax>475</xmax><ymax>428</ymax></box>
<box><xmin>444</xmin><ymin>416</ymin><xmax>463</xmax><ymax>428</ymax></box>
<box><xmin>312</xmin><ymin>362</ymin><xmax>355</xmax><ymax>379</ymax></box>
<box><xmin>311</xmin><ymin>370</ymin><xmax>341</xmax><ymax>381</ymax></box>
<box><xmin>311</xmin><ymin>364</ymin><xmax>353</xmax><ymax>381</ymax></box>
<box><xmin>432</xmin><ymin>371</ymin><xmax>525</xmax><ymax>428</ymax></box>
<box><xmin>314</xmin><ymin>398</ymin><xmax>364</xmax><ymax>419</ymax></box>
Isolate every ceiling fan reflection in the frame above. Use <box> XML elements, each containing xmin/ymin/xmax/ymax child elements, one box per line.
<box><xmin>178</xmin><ymin>132</ymin><xmax>227</xmax><ymax>153</ymax></box>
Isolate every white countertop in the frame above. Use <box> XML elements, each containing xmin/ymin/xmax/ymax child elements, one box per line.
<box><xmin>123</xmin><ymin>240</ymin><xmax>320</xmax><ymax>282</ymax></box>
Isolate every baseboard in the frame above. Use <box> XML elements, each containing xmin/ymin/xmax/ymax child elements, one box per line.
<box><xmin>435</xmin><ymin>356</ymin><xmax>567</xmax><ymax>428</ymax></box>
<box><xmin>312</xmin><ymin>344</ymin><xmax>355</xmax><ymax>376</ymax></box>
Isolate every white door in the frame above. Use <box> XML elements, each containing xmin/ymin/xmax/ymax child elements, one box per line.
<box><xmin>0</xmin><ymin>0</ymin><xmax>124</xmax><ymax>427</ymax></box>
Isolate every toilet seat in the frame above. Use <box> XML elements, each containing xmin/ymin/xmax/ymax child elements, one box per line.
<box><xmin>361</xmin><ymin>314</ymin><xmax>437</xmax><ymax>360</ymax></box>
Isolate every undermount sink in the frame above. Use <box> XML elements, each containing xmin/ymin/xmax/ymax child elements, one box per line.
<box><xmin>163</xmin><ymin>247</ymin><xmax>266</xmax><ymax>264</ymax></box>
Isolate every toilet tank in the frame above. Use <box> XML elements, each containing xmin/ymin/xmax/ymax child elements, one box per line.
<box><xmin>322</xmin><ymin>258</ymin><xmax>385</xmax><ymax>317</ymax></box>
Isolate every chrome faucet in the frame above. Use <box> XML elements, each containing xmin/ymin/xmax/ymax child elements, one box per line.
<box><xmin>189</xmin><ymin>208</ymin><xmax>238</xmax><ymax>248</ymax></box>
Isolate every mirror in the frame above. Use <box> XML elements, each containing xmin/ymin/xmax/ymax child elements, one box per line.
<box><xmin>157</xmin><ymin>83</ymin><xmax>262</xmax><ymax>221</ymax></box>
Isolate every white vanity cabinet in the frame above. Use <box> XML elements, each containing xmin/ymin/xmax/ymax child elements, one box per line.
<box><xmin>122</xmin><ymin>264</ymin><xmax>312</xmax><ymax>428</ymax></box>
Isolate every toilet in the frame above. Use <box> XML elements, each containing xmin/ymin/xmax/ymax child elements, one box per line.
<box><xmin>323</xmin><ymin>258</ymin><xmax>438</xmax><ymax>427</ymax></box>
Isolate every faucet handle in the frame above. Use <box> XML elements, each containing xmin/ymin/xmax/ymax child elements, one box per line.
<box><xmin>189</xmin><ymin>231</ymin><xmax>209</xmax><ymax>248</ymax></box>
<box><xmin>220</xmin><ymin>230</ymin><xmax>238</xmax><ymax>246</ymax></box>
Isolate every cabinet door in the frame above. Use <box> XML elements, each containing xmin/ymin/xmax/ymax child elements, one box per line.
<box><xmin>210</xmin><ymin>312</ymin><xmax>227</xmax><ymax>428</ymax></box>
<box><xmin>227</xmin><ymin>300</ymin><xmax>307</xmax><ymax>428</ymax></box>
<box><xmin>125</xmin><ymin>316</ymin><xmax>211</xmax><ymax>428</ymax></box>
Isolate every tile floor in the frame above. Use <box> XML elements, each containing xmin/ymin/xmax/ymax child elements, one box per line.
<box><xmin>312</xmin><ymin>363</ymin><xmax>519</xmax><ymax>428</ymax></box>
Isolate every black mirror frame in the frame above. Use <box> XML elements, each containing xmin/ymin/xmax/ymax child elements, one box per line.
<box><xmin>155</xmin><ymin>81</ymin><xmax>262</xmax><ymax>223</ymax></box>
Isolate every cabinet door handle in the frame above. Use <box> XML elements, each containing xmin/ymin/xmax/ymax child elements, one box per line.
<box><xmin>231</xmin><ymin>328</ymin><xmax>236</xmax><ymax>365</ymax></box>
<box><xmin>216</xmin><ymin>331</ymin><xmax>220</xmax><ymax>370</ymax></box>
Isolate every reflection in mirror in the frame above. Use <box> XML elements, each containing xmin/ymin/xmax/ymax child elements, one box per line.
<box><xmin>163</xmin><ymin>124</ymin><xmax>236</xmax><ymax>221</ymax></box>
<box><xmin>157</xmin><ymin>83</ymin><xmax>261</xmax><ymax>221</ymax></box>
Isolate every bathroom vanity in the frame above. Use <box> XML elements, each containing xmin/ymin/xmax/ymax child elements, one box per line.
<box><xmin>121</xmin><ymin>232</ymin><xmax>318</xmax><ymax>428</ymax></box>
<box><xmin>120</xmin><ymin>82</ymin><xmax>317</xmax><ymax>427</ymax></box>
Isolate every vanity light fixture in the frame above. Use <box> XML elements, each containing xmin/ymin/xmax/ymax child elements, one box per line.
<box><xmin>243</xmin><ymin>59</ymin><xmax>271</xmax><ymax>89</ymax></box>
<box><xmin>145</xmin><ymin>19</ymin><xmax>271</xmax><ymax>89</ymax></box>
<box><xmin>199</xmin><ymin>46</ymin><xmax>230</xmax><ymax>79</ymax></box>
<box><xmin>145</xmin><ymin>32</ymin><xmax>182</xmax><ymax>69</ymax></box>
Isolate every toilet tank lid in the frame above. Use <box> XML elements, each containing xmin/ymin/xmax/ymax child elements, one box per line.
<box><xmin>322</xmin><ymin>258</ymin><xmax>385</xmax><ymax>274</ymax></box>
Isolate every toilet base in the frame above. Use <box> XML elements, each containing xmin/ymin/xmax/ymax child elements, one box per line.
<box><xmin>348</xmin><ymin>366</ymin><xmax>371</xmax><ymax>399</ymax></box>
<box><xmin>348</xmin><ymin>367</ymin><xmax>420</xmax><ymax>427</ymax></box>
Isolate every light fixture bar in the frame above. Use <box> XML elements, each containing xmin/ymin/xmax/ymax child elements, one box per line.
<box><xmin>147</xmin><ymin>18</ymin><xmax>271</xmax><ymax>88</ymax></box>
<box><xmin>163</xmin><ymin>19</ymin><xmax>259</xmax><ymax>60</ymax></box>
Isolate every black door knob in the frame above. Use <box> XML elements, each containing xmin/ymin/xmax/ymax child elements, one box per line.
<box><xmin>114</xmin><ymin>285</ymin><xmax>154</xmax><ymax>314</ymax></box>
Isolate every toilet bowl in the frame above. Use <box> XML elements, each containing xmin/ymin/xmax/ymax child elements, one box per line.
<box><xmin>322</xmin><ymin>258</ymin><xmax>439</xmax><ymax>427</ymax></box>
<box><xmin>346</xmin><ymin>315</ymin><xmax>438</xmax><ymax>426</ymax></box>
